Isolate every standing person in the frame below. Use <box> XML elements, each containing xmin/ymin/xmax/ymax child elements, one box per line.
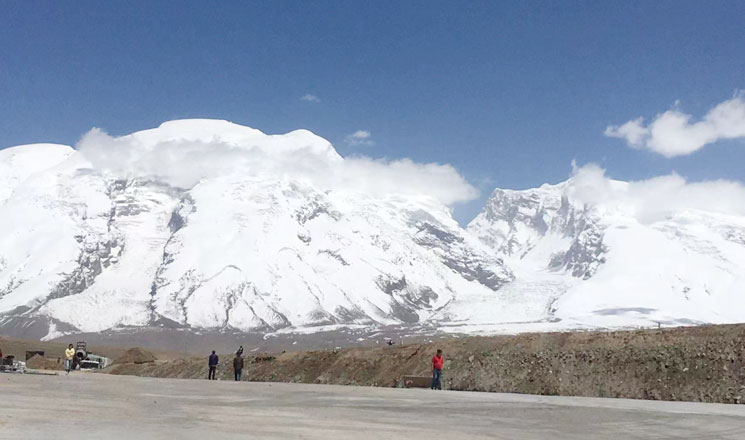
<box><xmin>233</xmin><ymin>354</ymin><xmax>244</xmax><ymax>381</ymax></box>
<box><xmin>431</xmin><ymin>349</ymin><xmax>444</xmax><ymax>390</ymax></box>
<box><xmin>65</xmin><ymin>344</ymin><xmax>75</xmax><ymax>375</ymax></box>
<box><xmin>208</xmin><ymin>350</ymin><xmax>219</xmax><ymax>380</ymax></box>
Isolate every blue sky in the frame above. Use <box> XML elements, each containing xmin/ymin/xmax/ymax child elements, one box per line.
<box><xmin>1</xmin><ymin>1</ymin><xmax>744</xmax><ymax>223</ymax></box>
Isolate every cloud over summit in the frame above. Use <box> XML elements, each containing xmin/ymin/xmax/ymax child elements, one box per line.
<box><xmin>76</xmin><ymin>119</ymin><xmax>477</xmax><ymax>206</ymax></box>
<box><xmin>605</xmin><ymin>93</ymin><xmax>745</xmax><ymax>157</ymax></box>
<box><xmin>567</xmin><ymin>163</ymin><xmax>745</xmax><ymax>223</ymax></box>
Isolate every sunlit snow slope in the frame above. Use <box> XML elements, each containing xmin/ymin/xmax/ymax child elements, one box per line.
<box><xmin>0</xmin><ymin>120</ymin><xmax>512</xmax><ymax>339</ymax></box>
<box><xmin>466</xmin><ymin>176</ymin><xmax>745</xmax><ymax>333</ymax></box>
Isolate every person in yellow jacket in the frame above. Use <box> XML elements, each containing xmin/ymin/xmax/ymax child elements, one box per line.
<box><xmin>64</xmin><ymin>344</ymin><xmax>75</xmax><ymax>375</ymax></box>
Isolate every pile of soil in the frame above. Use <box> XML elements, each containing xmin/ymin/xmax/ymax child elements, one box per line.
<box><xmin>26</xmin><ymin>354</ymin><xmax>64</xmax><ymax>371</ymax></box>
<box><xmin>116</xmin><ymin>347</ymin><xmax>157</xmax><ymax>364</ymax></box>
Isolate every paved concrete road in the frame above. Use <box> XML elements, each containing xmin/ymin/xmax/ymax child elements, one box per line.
<box><xmin>1</xmin><ymin>372</ymin><xmax>744</xmax><ymax>439</ymax></box>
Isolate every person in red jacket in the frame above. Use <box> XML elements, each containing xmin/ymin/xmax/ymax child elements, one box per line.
<box><xmin>431</xmin><ymin>349</ymin><xmax>444</xmax><ymax>390</ymax></box>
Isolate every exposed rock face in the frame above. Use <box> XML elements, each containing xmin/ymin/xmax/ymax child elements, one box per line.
<box><xmin>548</xmin><ymin>220</ymin><xmax>607</xmax><ymax>279</ymax></box>
<box><xmin>468</xmin><ymin>185</ymin><xmax>607</xmax><ymax>276</ymax></box>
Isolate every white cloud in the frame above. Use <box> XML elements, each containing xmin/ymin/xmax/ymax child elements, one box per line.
<box><xmin>566</xmin><ymin>163</ymin><xmax>745</xmax><ymax>223</ymax></box>
<box><xmin>605</xmin><ymin>93</ymin><xmax>745</xmax><ymax>157</ymax></box>
<box><xmin>300</xmin><ymin>94</ymin><xmax>320</xmax><ymax>102</ymax></box>
<box><xmin>345</xmin><ymin>130</ymin><xmax>374</xmax><ymax>146</ymax></box>
<box><xmin>76</xmin><ymin>120</ymin><xmax>477</xmax><ymax>206</ymax></box>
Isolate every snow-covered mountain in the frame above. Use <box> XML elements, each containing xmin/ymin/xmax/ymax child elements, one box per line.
<box><xmin>467</xmin><ymin>174</ymin><xmax>745</xmax><ymax>332</ymax></box>
<box><xmin>1</xmin><ymin>120</ymin><xmax>744</xmax><ymax>341</ymax></box>
<box><xmin>0</xmin><ymin>120</ymin><xmax>513</xmax><ymax>340</ymax></box>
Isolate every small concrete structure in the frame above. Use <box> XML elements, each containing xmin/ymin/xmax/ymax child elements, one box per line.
<box><xmin>402</xmin><ymin>375</ymin><xmax>432</xmax><ymax>388</ymax></box>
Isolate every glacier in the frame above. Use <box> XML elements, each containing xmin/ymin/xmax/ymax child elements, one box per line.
<box><xmin>1</xmin><ymin>120</ymin><xmax>743</xmax><ymax>341</ymax></box>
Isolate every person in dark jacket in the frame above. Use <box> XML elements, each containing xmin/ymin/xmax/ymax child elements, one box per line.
<box><xmin>233</xmin><ymin>354</ymin><xmax>244</xmax><ymax>381</ymax></box>
<box><xmin>208</xmin><ymin>351</ymin><xmax>219</xmax><ymax>380</ymax></box>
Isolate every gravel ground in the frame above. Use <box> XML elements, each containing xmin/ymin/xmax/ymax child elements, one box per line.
<box><xmin>108</xmin><ymin>324</ymin><xmax>745</xmax><ymax>404</ymax></box>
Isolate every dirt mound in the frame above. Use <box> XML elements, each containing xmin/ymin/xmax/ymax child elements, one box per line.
<box><xmin>26</xmin><ymin>354</ymin><xmax>63</xmax><ymax>370</ymax></box>
<box><xmin>116</xmin><ymin>347</ymin><xmax>157</xmax><ymax>364</ymax></box>
<box><xmin>107</xmin><ymin>324</ymin><xmax>745</xmax><ymax>404</ymax></box>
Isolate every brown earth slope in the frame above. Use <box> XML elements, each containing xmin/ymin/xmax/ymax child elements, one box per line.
<box><xmin>0</xmin><ymin>336</ymin><xmax>181</xmax><ymax>363</ymax></box>
<box><xmin>25</xmin><ymin>354</ymin><xmax>64</xmax><ymax>370</ymax></box>
<box><xmin>106</xmin><ymin>324</ymin><xmax>745</xmax><ymax>404</ymax></box>
<box><xmin>115</xmin><ymin>347</ymin><xmax>158</xmax><ymax>364</ymax></box>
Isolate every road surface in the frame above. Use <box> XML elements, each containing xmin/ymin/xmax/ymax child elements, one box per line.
<box><xmin>1</xmin><ymin>372</ymin><xmax>744</xmax><ymax>439</ymax></box>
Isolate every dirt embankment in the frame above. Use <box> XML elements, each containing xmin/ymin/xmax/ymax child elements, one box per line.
<box><xmin>106</xmin><ymin>324</ymin><xmax>745</xmax><ymax>404</ymax></box>
<box><xmin>0</xmin><ymin>336</ymin><xmax>182</xmax><ymax>364</ymax></box>
<box><xmin>25</xmin><ymin>354</ymin><xmax>65</xmax><ymax>371</ymax></box>
<box><xmin>115</xmin><ymin>348</ymin><xmax>157</xmax><ymax>365</ymax></box>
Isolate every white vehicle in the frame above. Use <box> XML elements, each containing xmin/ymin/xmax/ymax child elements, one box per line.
<box><xmin>74</xmin><ymin>342</ymin><xmax>111</xmax><ymax>370</ymax></box>
<box><xmin>0</xmin><ymin>356</ymin><xmax>26</xmax><ymax>373</ymax></box>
